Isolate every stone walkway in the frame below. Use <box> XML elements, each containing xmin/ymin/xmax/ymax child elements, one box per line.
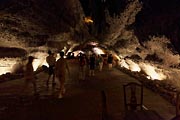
<box><xmin>0</xmin><ymin>59</ymin><xmax>176</xmax><ymax>120</ymax></box>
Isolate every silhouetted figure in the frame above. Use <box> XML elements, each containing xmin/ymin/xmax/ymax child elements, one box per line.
<box><xmin>22</xmin><ymin>56</ymin><xmax>37</xmax><ymax>95</ymax></box>
<box><xmin>89</xmin><ymin>53</ymin><xmax>96</xmax><ymax>76</ymax></box>
<box><xmin>78</xmin><ymin>54</ymin><xmax>87</xmax><ymax>80</ymax></box>
<box><xmin>107</xmin><ymin>54</ymin><xmax>113</xmax><ymax>70</ymax></box>
<box><xmin>55</xmin><ymin>51</ymin><xmax>70</xmax><ymax>98</ymax></box>
<box><xmin>97</xmin><ymin>55</ymin><xmax>104</xmax><ymax>71</ymax></box>
<box><xmin>46</xmin><ymin>50</ymin><xmax>56</xmax><ymax>89</ymax></box>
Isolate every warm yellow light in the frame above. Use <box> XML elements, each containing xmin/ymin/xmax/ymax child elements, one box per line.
<box><xmin>114</xmin><ymin>54</ymin><xmax>120</xmax><ymax>61</ymax></box>
<box><xmin>92</xmin><ymin>47</ymin><xmax>105</xmax><ymax>55</ymax></box>
<box><xmin>84</xmin><ymin>17</ymin><xmax>93</xmax><ymax>23</ymax></box>
<box><xmin>0</xmin><ymin>58</ymin><xmax>17</xmax><ymax>75</ymax></box>
<box><xmin>139</xmin><ymin>62</ymin><xmax>166</xmax><ymax>80</ymax></box>
<box><xmin>125</xmin><ymin>59</ymin><xmax>141</xmax><ymax>72</ymax></box>
<box><xmin>30</xmin><ymin>52</ymin><xmax>49</xmax><ymax>71</ymax></box>
<box><xmin>88</xmin><ymin>41</ymin><xmax>98</xmax><ymax>46</ymax></box>
<box><xmin>73</xmin><ymin>50</ymin><xmax>84</xmax><ymax>57</ymax></box>
<box><xmin>119</xmin><ymin>59</ymin><xmax>129</xmax><ymax>69</ymax></box>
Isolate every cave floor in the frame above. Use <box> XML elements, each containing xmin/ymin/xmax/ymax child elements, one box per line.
<box><xmin>0</xmin><ymin>59</ymin><xmax>176</xmax><ymax>120</ymax></box>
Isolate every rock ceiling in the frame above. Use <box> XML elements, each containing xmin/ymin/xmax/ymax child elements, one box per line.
<box><xmin>0</xmin><ymin>0</ymin><xmax>180</xmax><ymax>57</ymax></box>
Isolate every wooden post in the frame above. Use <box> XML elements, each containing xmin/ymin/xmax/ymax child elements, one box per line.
<box><xmin>101</xmin><ymin>90</ymin><xmax>108</xmax><ymax>120</ymax></box>
<box><xmin>176</xmin><ymin>92</ymin><xmax>180</xmax><ymax>116</ymax></box>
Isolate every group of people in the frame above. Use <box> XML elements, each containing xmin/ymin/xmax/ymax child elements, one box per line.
<box><xmin>23</xmin><ymin>50</ymin><xmax>114</xmax><ymax>99</ymax></box>
<box><xmin>78</xmin><ymin>52</ymin><xmax>114</xmax><ymax>80</ymax></box>
<box><xmin>78</xmin><ymin>53</ymin><xmax>102</xmax><ymax>80</ymax></box>
<box><xmin>23</xmin><ymin>50</ymin><xmax>69</xmax><ymax>99</ymax></box>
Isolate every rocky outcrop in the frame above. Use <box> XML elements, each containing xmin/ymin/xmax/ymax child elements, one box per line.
<box><xmin>0</xmin><ymin>0</ymin><xmax>91</xmax><ymax>77</ymax></box>
<box><xmin>134</xmin><ymin>0</ymin><xmax>180</xmax><ymax>53</ymax></box>
<box><xmin>0</xmin><ymin>0</ymin><xmax>180</xmax><ymax>56</ymax></box>
<box><xmin>0</xmin><ymin>0</ymin><xmax>89</xmax><ymax>53</ymax></box>
<box><xmin>0</xmin><ymin>47</ymin><xmax>27</xmax><ymax>58</ymax></box>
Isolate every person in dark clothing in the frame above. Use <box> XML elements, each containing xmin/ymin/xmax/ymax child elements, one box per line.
<box><xmin>97</xmin><ymin>55</ymin><xmax>104</xmax><ymax>71</ymax></box>
<box><xmin>107</xmin><ymin>54</ymin><xmax>113</xmax><ymax>69</ymax></box>
<box><xmin>46</xmin><ymin>50</ymin><xmax>56</xmax><ymax>89</ymax></box>
<box><xmin>89</xmin><ymin>53</ymin><xmax>96</xmax><ymax>76</ymax></box>
<box><xmin>78</xmin><ymin>54</ymin><xmax>87</xmax><ymax>80</ymax></box>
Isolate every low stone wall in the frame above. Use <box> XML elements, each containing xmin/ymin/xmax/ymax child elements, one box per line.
<box><xmin>0</xmin><ymin>66</ymin><xmax>46</xmax><ymax>83</ymax></box>
<box><xmin>0</xmin><ymin>73</ymin><xmax>23</xmax><ymax>83</ymax></box>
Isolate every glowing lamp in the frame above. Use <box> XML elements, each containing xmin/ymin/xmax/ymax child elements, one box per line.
<box><xmin>84</xmin><ymin>17</ymin><xmax>93</xmax><ymax>23</ymax></box>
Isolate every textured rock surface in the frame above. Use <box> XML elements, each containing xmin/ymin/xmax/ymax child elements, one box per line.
<box><xmin>0</xmin><ymin>0</ymin><xmax>89</xmax><ymax>57</ymax></box>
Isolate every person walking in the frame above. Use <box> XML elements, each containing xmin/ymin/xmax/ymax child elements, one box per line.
<box><xmin>89</xmin><ymin>53</ymin><xmax>96</xmax><ymax>76</ymax></box>
<box><xmin>46</xmin><ymin>50</ymin><xmax>56</xmax><ymax>89</ymax></box>
<box><xmin>78</xmin><ymin>54</ymin><xmax>87</xmax><ymax>80</ymax></box>
<box><xmin>107</xmin><ymin>54</ymin><xmax>113</xmax><ymax>70</ymax></box>
<box><xmin>22</xmin><ymin>56</ymin><xmax>37</xmax><ymax>95</ymax></box>
<box><xmin>55</xmin><ymin>51</ymin><xmax>70</xmax><ymax>99</ymax></box>
<box><xmin>98</xmin><ymin>55</ymin><xmax>104</xmax><ymax>71</ymax></box>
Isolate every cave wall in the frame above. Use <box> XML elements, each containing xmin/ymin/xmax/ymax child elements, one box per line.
<box><xmin>0</xmin><ymin>0</ymin><xmax>83</xmax><ymax>33</ymax></box>
<box><xmin>80</xmin><ymin>0</ymin><xmax>180</xmax><ymax>53</ymax></box>
<box><xmin>0</xmin><ymin>0</ymin><xmax>90</xmax><ymax>58</ymax></box>
<box><xmin>134</xmin><ymin>0</ymin><xmax>180</xmax><ymax>52</ymax></box>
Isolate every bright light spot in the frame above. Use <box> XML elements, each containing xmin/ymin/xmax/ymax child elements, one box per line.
<box><xmin>32</xmin><ymin>59</ymin><xmax>44</xmax><ymax>71</ymax></box>
<box><xmin>31</xmin><ymin>52</ymin><xmax>61</xmax><ymax>71</ymax></box>
<box><xmin>73</xmin><ymin>50</ymin><xmax>84</xmax><ymax>57</ymax></box>
<box><xmin>88</xmin><ymin>41</ymin><xmax>98</xmax><ymax>46</ymax></box>
<box><xmin>31</xmin><ymin>52</ymin><xmax>62</xmax><ymax>70</ymax></box>
<box><xmin>30</xmin><ymin>52</ymin><xmax>49</xmax><ymax>71</ymax></box>
<box><xmin>92</xmin><ymin>47</ymin><xmax>105</xmax><ymax>55</ymax></box>
<box><xmin>147</xmin><ymin>76</ymin><xmax>151</xmax><ymax>79</ymax></box>
<box><xmin>119</xmin><ymin>59</ymin><xmax>129</xmax><ymax>69</ymax></box>
<box><xmin>66</xmin><ymin>43</ymin><xmax>79</xmax><ymax>55</ymax></box>
<box><xmin>0</xmin><ymin>58</ymin><xmax>18</xmax><ymax>75</ymax></box>
<box><xmin>125</xmin><ymin>59</ymin><xmax>141</xmax><ymax>72</ymax></box>
<box><xmin>139</xmin><ymin>62</ymin><xmax>166</xmax><ymax>80</ymax></box>
<box><xmin>114</xmin><ymin>54</ymin><xmax>120</xmax><ymax>61</ymax></box>
<box><xmin>61</xmin><ymin>46</ymin><xmax>67</xmax><ymax>53</ymax></box>
<box><xmin>84</xmin><ymin>16</ymin><xmax>93</xmax><ymax>23</ymax></box>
